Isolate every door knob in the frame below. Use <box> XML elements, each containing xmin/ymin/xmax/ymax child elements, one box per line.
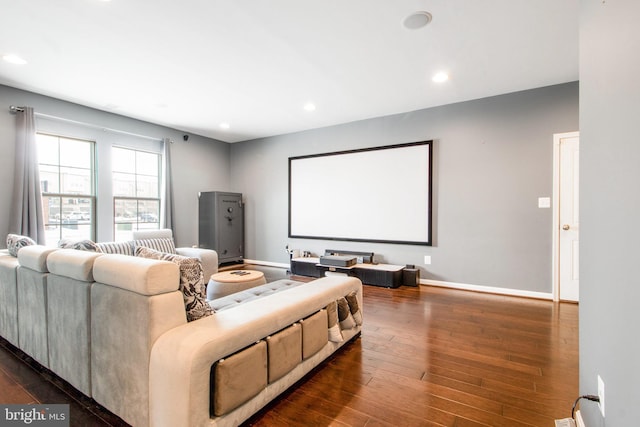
<box><xmin>562</xmin><ymin>224</ymin><xmax>570</xmax><ymax>231</ymax></box>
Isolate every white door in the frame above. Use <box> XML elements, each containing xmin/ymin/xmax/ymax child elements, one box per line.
<box><xmin>558</xmin><ymin>134</ymin><xmax>580</xmax><ymax>301</ymax></box>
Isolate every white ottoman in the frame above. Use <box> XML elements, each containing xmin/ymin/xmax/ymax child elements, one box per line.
<box><xmin>207</xmin><ymin>270</ymin><xmax>267</xmax><ymax>300</ymax></box>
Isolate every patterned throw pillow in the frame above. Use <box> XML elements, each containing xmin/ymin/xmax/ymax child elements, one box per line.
<box><xmin>134</xmin><ymin>237</ymin><xmax>176</xmax><ymax>255</ymax></box>
<box><xmin>326</xmin><ymin>300</ymin><xmax>343</xmax><ymax>342</ymax></box>
<box><xmin>6</xmin><ymin>234</ymin><xmax>36</xmax><ymax>257</ymax></box>
<box><xmin>95</xmin><ymin>241</ymin><xmax>135</xmax><ymax>256</ymax></box>
<box><xmin>345</xmin><ymin>291</ymin><xmax>363</xmax><ymax>325</ymax></box>
<box><xmin>135</xmin><ymin>246</ymin><xmax>214</xmax><ymax>321</ymax></box>
<box><xmin>336</xmin><ymin>297</ymin><xmax>357</xmax><ymax>330</ymax></box>
<box><xmin>58</xmin><ymin>239</ymin><xmax>103</xmax><ymax>252</ymax></box>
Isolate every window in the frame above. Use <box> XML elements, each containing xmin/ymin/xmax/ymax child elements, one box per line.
<box><xmin>112</xmin><ymin>146</ymin><xmax>161</xmax><ymax>241</ymax></box>
<box><xmin>37</xmin><ymin>133</ymin><xmax>96</xmax><ymax>246</ymax></box>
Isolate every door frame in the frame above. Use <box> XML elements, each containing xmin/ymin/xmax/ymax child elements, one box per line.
<box><xmin>552</xmin><ymin>131</ymin><xmax>580</xmax><ymax>302</ymax></box>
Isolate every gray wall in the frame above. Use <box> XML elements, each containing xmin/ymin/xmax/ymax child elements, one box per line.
<box><xmin>0</xmin><ymin>85</ymin><xmax>230</xmax><ymax>248</ymax></box>
<box><xmin>230</xmin><ymin>82</ymin><xmax>578</xmax><ymax>294</ymax></box>
<box><xmin>579</xmin><ymin>1</ymin><xmax>640</xmax><ymax>426</ymax></box>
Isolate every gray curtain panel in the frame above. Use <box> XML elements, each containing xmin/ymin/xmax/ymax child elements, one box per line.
<box><xmin>162</xmin><ymin>138</ymin><xmax>175</xmax><ymax>238</ymax></box>
<box><xmin>9</xmin><ymin>107</ymin><xmax>45</xmax><ymax>244</ymax></box>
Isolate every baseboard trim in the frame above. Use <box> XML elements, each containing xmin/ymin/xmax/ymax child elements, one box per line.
<box><xmin>422</xmin><ymin>279</ymin><xmax>553</xmax><ymax>300</ymax></box>
<box><xmin>243</xmin><ymin>259</ymin><xmax>290</xmax><ymax>269</ymax></box>
<box><xmin>242</xmin><ymin>260</ymin><xmax>553</xmax><ymax>300</ymax></box>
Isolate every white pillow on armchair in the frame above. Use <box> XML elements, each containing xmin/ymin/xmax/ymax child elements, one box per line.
<box><xmin>132</xmin><ymin>228</ymin><xmax>174</xmax><ymax>240</ymax></box>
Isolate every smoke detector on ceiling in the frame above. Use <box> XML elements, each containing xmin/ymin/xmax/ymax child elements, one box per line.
<box><xmin>403</xmin><ymin>11</ymin><xmax>433</xmax><ymax>30</ymax></box>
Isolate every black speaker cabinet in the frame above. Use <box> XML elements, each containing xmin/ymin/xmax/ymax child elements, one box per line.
<box><xmin>198</xmin><ymin>191</ymin><xmax>244</xmax><ymax>265</ymax></box>
<box><xmin>403</xmin><ymin>267</ymin><xmax>420</xmax><ymax>287</ymax></box>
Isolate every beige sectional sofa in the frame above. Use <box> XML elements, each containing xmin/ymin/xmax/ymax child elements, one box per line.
<box><xmin>0</xmin><ymin>238</ymin><xmax>363</xmax><ymax>427</ymax></box>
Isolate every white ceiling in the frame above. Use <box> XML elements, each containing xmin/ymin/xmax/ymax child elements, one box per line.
<box><xmin>0</xmin><ymin>0</ymin><xmax>578</xmax><ymax>143</ymax></box>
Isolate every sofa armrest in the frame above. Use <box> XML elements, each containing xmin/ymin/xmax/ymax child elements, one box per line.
<box><xmin>176</xmin><ymin>247</ymin><xmax>218</xmax><ymax>279</ymax></box>
<box><xmin>149</xmin><ymin>276</ymin><xmax>362</xmax><ymax>427</ymax></box>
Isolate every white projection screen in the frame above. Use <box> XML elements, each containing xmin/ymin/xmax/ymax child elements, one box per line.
<box><xmin>288</xmin><ymin>141</ymin><xmax>432</xmax><ymax>246</ymax></box>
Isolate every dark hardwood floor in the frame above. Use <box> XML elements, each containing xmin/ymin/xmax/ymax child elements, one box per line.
<box><xmin>0</xmin><ymin>267</ymin><xmax>578</xmax><ymax>426</ymax></box>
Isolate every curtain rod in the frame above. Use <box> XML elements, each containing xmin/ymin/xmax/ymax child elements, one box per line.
<box><xmin>9</xmin><ymin>105</ymin><xmax>170</xmax><ymax>143</ymax></box>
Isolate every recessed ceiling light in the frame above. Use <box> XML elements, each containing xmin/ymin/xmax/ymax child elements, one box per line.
<box><xmin>432</xmin><ymin>71</ymin><xmax>449</xmax><ymax>83</ymax></box>
<box><xmin>219</xmin><ymin>122</ymin><xmax>230</xmax><ymax>130</ymax></box>
<box><xmin>2</xmin><ymin>54</ymin><xmax>27</xmax><ymax>65</ymax></box>
<box><xmin>303</xmin><ymin>103</ymin><xmax>316</xmax><ymax>112</ymax></box>
<box><xmin>403</xmin><ymin>11</ymin><xmax>432</xmax><ymax>30</ymax></box>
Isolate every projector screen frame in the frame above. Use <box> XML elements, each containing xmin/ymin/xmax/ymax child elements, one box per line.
<box><xmin>288</xmin><ymin>140</ymin><xmax>433</xmax><ymax>246</ymax></box>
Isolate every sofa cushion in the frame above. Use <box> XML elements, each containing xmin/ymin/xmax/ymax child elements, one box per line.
<box><xmin>58</xmin><ymin>238</ymin><xmax>103</xmax><ymax>253</ymax></box>
<box><xmin>134</xmin><ymin>238</ymin><xmax>176</xmax><ymax>255</ymax></box>
<box><xmin>326</xmin><ymin>300</ymin><xmax>343</xmax><ymax>342</ymax></box>
<box><xmin>209</xmin><ymin>279</ymin><xmax>304</xmax><ymax>312</ymax></box>
<box><xmin>211</xmin><ymin>341</ymin><xmax>268</xmax><ymax>416</ymax></box>
<box><xmin>132</xmin><ymin>228</ymin><xmax>173</xmax><ymax>240</ymax></box>
<box><xmin>95</xmin><ymin>241</ymin><xmax>135</xmax><ymax>256</ymax></box>
<box><xmin>93</xmin><ymin>254</ymin><xmax>179</xmax><ymax>295</ymax></box>
<box><xmin>135</xmin><ymin>246</ymin><xmax>213</xmax><ymax>321</ymax></box>
<box><xmin>300</xmin><ymin>309</ymin><xmax>328</xmax><ymax>360</ymax></box>
<box><xmin>337</xmin><ymin>297</ymin><xmax>356</xmax><ymax>330</ymax></box>
<box><xmin>266</xmin><ymin>323</ymin><xmax>302</xmax><ymax>384</ymax></box>
<box><xmin>6</xmin><ymin>234</ymin><xmax>36</xmax><ymax>257</ymax></box>
<box><xmin>17</xmin><ymin>245</ymin><xmax>57</xmax><ymax>272</ymax></box>
<box><xmin>47</xmin><ymin>249</ymin><xmax>103</xmax><ymax>282</ymax></box>
<box><xmin>346</xmin><ymin>290</ymin><xmax>363</xmax><ymax>325</ymax></box>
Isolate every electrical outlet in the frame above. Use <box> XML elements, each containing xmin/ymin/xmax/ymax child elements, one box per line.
<box><xmin>538</xmin><ymin>197</ymin><xmax>551</xmax><ymax>208</ymax></box>
<box><xmin>424</xmin><ymin>255</ymin><xmax>431</xmax><ymax>265</ymax></box>
<box><xmin>598</xmin><ymin>375</ymin><xmax>605</xmax><ymax>417</ymax></box>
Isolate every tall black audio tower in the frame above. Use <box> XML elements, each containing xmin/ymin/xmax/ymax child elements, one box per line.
<box><xmin>198</xmin><ymin>191</ymin><xmax>244</xmax><ymax>265</ymax></box>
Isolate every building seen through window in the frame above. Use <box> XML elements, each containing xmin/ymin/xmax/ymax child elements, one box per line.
<box><xmin>112</xmin><ymin>146</ymin><xmax>161</xmax><ymax>241</ymax></box>
<box><xmin>37</xmin><ymin>133</ymin><xmax>96</xmax><ymax>246</ymax></box>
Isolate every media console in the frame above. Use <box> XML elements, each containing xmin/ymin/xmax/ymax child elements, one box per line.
<box><xmin>290</xmin><ymin>256</ymin><xmax>405</xmax><ymax>288</ymax></box>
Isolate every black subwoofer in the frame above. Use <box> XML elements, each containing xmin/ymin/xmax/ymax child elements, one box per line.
<box><xmin>403</xmin><ymin>266</ymin><xmax>420</xmax><ymax>287</ymax></box>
